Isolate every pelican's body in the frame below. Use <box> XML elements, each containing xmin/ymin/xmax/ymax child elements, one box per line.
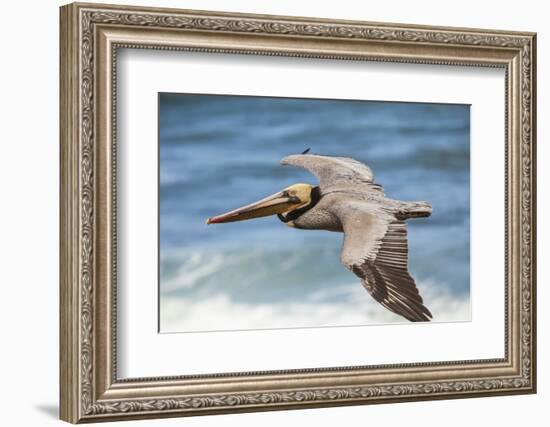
<box><xmin>207</xmin><ymin>154</ymin><xmax>433</xmax><ymax>322</ymax></box>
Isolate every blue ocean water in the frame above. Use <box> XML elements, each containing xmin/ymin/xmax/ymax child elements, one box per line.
<box><xmin>159</xmin><ymin>93</ymin><xmax>470</xmax><ymax>332</ymax></box>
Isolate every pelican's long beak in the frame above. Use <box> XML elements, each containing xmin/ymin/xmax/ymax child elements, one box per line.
<box><xmin>206</xmin><ymin>190</ymin><xmax>300</xmax><ymax>224</ymax></box>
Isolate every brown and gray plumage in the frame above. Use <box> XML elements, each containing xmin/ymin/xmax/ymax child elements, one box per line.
<box><xmin>207</xmin><ymin>154</ymin><xmax>433</xmax><ymax>322</ymax></box>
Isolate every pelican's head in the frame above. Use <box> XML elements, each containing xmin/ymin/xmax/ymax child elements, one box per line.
<box><xmin>206</xmin><ymin>183</ymin><xmax>314</xmax><ymax>224</ymax></box>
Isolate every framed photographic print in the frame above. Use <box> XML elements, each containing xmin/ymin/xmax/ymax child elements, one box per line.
<box><xmin>59</xmin><ymin>2</ymin><xmax>537</xmax><ymax>423</ymax></box>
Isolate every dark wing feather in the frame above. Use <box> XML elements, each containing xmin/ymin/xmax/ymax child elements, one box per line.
<box><xmin>281</xmin><ymin>154</ymin><xmax>383</xmax><ymax>193</ymax></box>
<box><xmin>335</xmin><ymin>204</ymin><xmax>432</xmax><ymax>322</ymax></box>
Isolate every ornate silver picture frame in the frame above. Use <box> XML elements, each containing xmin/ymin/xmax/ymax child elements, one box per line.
<box><xmin>60</xmin><ymin>2</ymin><xmax>536</xmax><ymax>423</ymax></box>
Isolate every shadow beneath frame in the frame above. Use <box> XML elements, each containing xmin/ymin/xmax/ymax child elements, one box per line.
<box><xmin>35</xmin><ymin>404</ymin><xmax>58</xmax><ymax>419</ymax></box>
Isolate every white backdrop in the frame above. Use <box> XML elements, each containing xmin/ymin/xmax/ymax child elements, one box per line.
<box><xmin>0</xmin><ymin>0</ymin><xmax>546</xmax><ymax>426</ymax></box>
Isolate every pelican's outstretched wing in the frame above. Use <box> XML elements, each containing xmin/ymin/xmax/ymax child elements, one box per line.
<box><xmin>332</xmin><ymin>202</ymin><xmax>432</xmax><ymax>322</ymax></box>
<box><xmin>281</xmin><ymin>154</ymin><xmax>382</xmax><ymax>192</ymax></box>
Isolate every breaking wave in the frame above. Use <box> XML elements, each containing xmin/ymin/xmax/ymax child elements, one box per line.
<box><xmin>160</xmin><ymin>247</ymin><xmax>470</xmax><ymax>333</ymax></box>
<box><xmin>160</xmin><ymin>280</ymin><xmax>470</xmax><ymax>333</ymax></box>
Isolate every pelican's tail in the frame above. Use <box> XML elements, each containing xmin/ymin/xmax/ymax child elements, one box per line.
<box><xmin>396</xmin><ymin>201</ymin><xmax>432</xmax><ymax>220</ymax></box>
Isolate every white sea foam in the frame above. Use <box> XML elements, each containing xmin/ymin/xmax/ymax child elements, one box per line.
<box><xmin>161</xmin><ymin>250</ymin><xmax>226</xmax><ymax>292</ymax></box>
<box><xmin>160</xmin><ymin>280</ymin><xmax>470</xmax><ymax>333</ymax></box>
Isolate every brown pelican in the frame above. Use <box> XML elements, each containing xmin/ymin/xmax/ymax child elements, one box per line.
<box><xmin>206</xmin><ymin>154</ymin><xmax>433</xmax><ymax>322</ymax></box>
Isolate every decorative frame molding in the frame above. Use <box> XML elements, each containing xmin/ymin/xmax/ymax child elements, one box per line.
<box><xmin>60</xmin><ymin>2</ymin><xmax>536</xmax><ymax>423</ymax></box>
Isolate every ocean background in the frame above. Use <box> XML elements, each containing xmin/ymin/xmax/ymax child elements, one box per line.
<box><xmin>159</xmin><ymin>93</ymin><xmax>470</xmax><ymax>333</ymax></box>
